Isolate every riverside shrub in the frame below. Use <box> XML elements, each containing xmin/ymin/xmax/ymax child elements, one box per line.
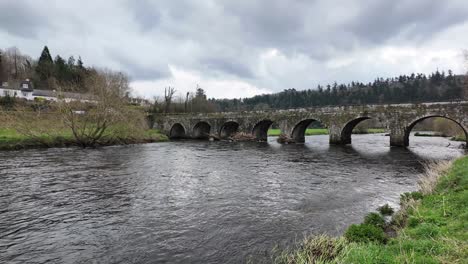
<box><xmin>377</xmin><ymin>204</ymin><xmax>394</xmax><ymax>215</ymax></box>
<box><xmin>363</xmin><ymin>212</ymin><xmax>386</xmax><ymax>229</ymax></box>
<box><xmin>344</xmin><ymin>224</ymin><xmax>387</xmax><ymax>244</ymax></box>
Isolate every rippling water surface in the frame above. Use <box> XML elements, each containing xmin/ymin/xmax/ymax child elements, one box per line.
<box><xmin>0</xmin><ymin>134</ymin><xmax>465</xmax><ymax>263</ymax></box>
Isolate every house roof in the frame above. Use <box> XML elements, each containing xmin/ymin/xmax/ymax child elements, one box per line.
<box><xmin>0</xmin><ymin>86</ymin><xmax>90</xmax><ymax>100</ymax></box>
<box><xmin>32</xmin><ymin>89</ymin><xmax>92</xmax><ymax>100</ymax></box>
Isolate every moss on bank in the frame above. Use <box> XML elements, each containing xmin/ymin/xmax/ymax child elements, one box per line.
<box><xmin>0</xmin><ymin>128</ymin><xmax>168</xmax><ymax>151</ymax></box>
<box><xmin>272</xmin><ymin>156</ymin><xmax>468</xmax><ymax>264</ymax></box>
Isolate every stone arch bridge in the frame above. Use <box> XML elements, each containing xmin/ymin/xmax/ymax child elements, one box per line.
<box><xmin>153</xmin><ymin>101</ymin><xmax>468</xmax><ymax>147</ymax></box>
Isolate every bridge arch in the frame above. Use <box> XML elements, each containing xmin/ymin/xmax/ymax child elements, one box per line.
<box><xmin>219</xmin><ymin>121</ymin><xmax>239</xmax><ymax>139</ymax></box>
<box><xmin>404</xmin><ymin>115</ymin><xmax>468</xmax><ymax>146</ymax></box>
<box><xmin>193</xmin><ymin>121</ymin><xmax>211</xmax><ymax>139</ymax></box>
<box><xmin>291</xmin><ymin>119</ymin><xmax>322</xmax><ymax>143</ymax></box>
<box><xmin>341</xmin><ymin>117</ymin><xmax>371</xmax><ymax>145</ymax></box>
<box><xmin>169</xmin><ymin>123</ymin><xmax>186</xmax><ymax>139</ymax></box>
<box><xmin>252</xmin><ymin>119</ymin><xmax>274</xmax><ymax>141</ymax></box>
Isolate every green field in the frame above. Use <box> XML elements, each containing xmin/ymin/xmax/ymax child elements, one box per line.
<box><xmin>274</xmin><ymin>156</ymin><xmax>468</xmax><ymax>263</ymax></box>
<box><xmin>267</xmin><ymin>128</ymin><xmax>385</xmax><ymax>136</ymax></box>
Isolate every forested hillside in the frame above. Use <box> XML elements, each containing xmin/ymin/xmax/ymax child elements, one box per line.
<box><xmin>212</xmin><ymin>71</ymin><xmax>467</xmax><ymax>111</ymax></box>
<box><xmin>0</xmin><ymin>46</ymin><xmax>95</xmax><ymax>92</ymax></box>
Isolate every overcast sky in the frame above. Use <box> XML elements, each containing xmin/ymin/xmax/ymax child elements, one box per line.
<box><xmin>2</xmin><ymin>0</ymin><xmax>468</xmax><ymax>99</ymax></box>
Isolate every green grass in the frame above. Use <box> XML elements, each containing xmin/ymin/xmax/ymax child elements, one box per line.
<box><xmin>364</xmin><ymin>128</ymin><xmax>386</xmax><ymax>134</ymax></box>
<box><xmin>0</xmin><ymin>128</ymin><xmax>73</xmax><ymax>143</ymax></box>
<box><xmin>267</xmin><ymin>128</ymin><xmax>385</xmax><ymax>136</ymax></box>
<box><xmin>451</xmin><ymin>135</ymin><xmax>467</xmax><ymax>142</ymax></box>
<box><xmin>414</xmin><ymin>132</ymin><xmax>446</xmax><ymax>137</ymax></box>
<box><xmin>144</xmin><ymin>129</ymin><xmax>169</xmax><ymax>142</ymax></box>
<box><xmin>268</xmin><ymin>128</ymin><xmax>329</xmax><ymax>136</ymax></box>
<box><xmin>272</xmin><ymin>156</ymin><xmax>468</xmax><ymax>264</ymax></box>
<box><xmin>0</xmin><ymin>128</ymin><xmax>168</xmax><ymax>150</ymax></box>
<box><xmin>0</xmin><ymin>128</ymin><xmax>74</xmax><ymax>150</ymax></box>
<box><xmin>0</xmin><ymin>128</ymin><xmax>26</xmax><ymax>142</ymax></box>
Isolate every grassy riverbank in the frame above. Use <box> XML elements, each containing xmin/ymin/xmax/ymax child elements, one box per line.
<box><xmin>451</xmin><ymin>135</ymin><xmax>467</xmax><ymax>142</ymax></box>
<box><xmin>267</xmin><ymin>128</ymin><xmax>385</xmax><ymax>136</ymax></box>
<box><xmin>273</xmin><ymin>156</ymin><xmax>468</xmax><ymax>264</ymax></box>
<box><xmin>413</xmin><ymin>131</ymin><xmax>466</xmax><ymax>142</ymax></box>
<box><xmin>414</xmin><ymin>132</ymin><xmax>446</xmax><ymax>137</ymax></box>
<box><xmin>0</xmin><ymin>128</ymin><xmax>168</xmax><ymax>151</ymax></box>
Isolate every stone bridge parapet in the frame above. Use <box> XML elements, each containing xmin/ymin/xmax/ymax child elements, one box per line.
<box><xmin>153</xmin><ymin>101</ymin><xmax>468</xmax><ymax>147</ymax></box>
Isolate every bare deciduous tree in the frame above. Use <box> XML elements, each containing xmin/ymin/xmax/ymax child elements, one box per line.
<box><xmin>1</xmin><ymin>47</ymin><xmax>34</xmax><ymax>84</ymax></box>
<box><xmin>164</xmin><ymin>86</ymin><xmax>176</xmax><ymax>113</ymax></box>
<box><xmin>184</xmin><ymin>92</ymin><xmax>190</xmax><ymax>112</ymax></box>
<box><xmin>57</xmin><ymin>70</ymin><xmax>142</xmax><ymax>147</ymax></box>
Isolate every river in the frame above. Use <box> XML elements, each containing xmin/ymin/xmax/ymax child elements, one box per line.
<box><xmin>0</xmin><ymin>134</ymin><xmax>465</xmax><ymax>263</ymax></box>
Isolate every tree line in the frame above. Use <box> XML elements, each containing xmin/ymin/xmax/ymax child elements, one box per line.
<box><xmin>0</xmin><ymin>46</ymin><xmax>95</xmax><ymax>92</ymax></box>
<box><xmin>150</xmin><ymin>85</ymin><xmax>217</xmax><ymax>114</ymax></box>
<box><xmin>212</xmin><ymin>71</ymin><xmax>467</xmax><ymax>112</ymax></box>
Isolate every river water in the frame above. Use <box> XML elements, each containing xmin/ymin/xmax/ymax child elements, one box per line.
<box><xmin>0</xmin><ymin>134</ymin><xmax>465</xmax><ymax>263</ymax></box>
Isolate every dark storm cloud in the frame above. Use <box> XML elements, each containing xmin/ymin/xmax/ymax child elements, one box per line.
<box><xmin>2</xmin><ymin>0</ymin><xmax>468</xmax><ymax>96</ymax></box>
<box><xmin>219</xmin><ymin>0</ymin><xmax>468</xmax><ymax>59</ymax></box>
<box><xmin>0</xmin><ymin>1</ymin><xmax>48</xmax><ymax>38</ymax></box>
<box><xmin>345</xmin><ymin>0</ymin><xmax>468</xmax><ymax>44</ymax></box>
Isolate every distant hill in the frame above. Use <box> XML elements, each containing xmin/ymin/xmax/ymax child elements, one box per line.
<box><xmin>211</xmin><ymin>71</ymin><xmax>466</xmax><ymax>111</ymax></box>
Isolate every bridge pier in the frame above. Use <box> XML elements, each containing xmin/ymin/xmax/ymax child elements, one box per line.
<box><xmin>328</xmin><ymin>123</ymin><xmax>345</xmax><ymax>145</ymax></box>
<box><xmin>389</xmin><ymin>125</ymin><xmax>408</xmax><ymax>147</ymax></box>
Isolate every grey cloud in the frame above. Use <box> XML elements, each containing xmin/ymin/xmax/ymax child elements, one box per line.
<box><xmin>345</xmin><ymin>0</ymin><xmax>468</xmax><ymax>44</ymax></box>
<box><xmin>2</xmin><ymin>0</ymin><xmax>467</xmax><ymax>96</ymax></box>
<box><xmin>131</xmin><ymin>66</ymin><xmax>171</xmax><ymax>81</ymax></box>
<box><xmin>0</xmin><ymin>1</ymin><xmax>48</xmax><ymax>39</ymax></box>
<box><xmin>107</xmin><ymin>49</ymin><xmax>171</xmax><ymax>81</ymax></box>
<box><xmin>201</xmin><ymin>57</ymin><xmax>255</xmax><ymax>79</ymax></box>
<box><xmin>127</xmin><ymin>0</ymin><xmax>161</xmax><ymax>32</ymax></box>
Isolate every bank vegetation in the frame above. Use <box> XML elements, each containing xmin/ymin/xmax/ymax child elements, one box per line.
<box><xmin>0</xmin><ymin>70</ymin><xmax>167</xmax><ymax>150</ymax></box>
<box><xmin>268</xmin><ymin>156</ymin><xmax>468</xmax><ymax>264</ymax></box>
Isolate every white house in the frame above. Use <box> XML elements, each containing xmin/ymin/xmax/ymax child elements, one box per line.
<box><xmin>0</xmin><ymin>79</ymin><xmax>91</xmax><ymax>102</ymax></box>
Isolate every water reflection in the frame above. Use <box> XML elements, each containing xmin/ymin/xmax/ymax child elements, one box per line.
<box><xmin>0</xmin><ymin>134</ymin><xmax>465</xmax><ymax>263</ymax></box>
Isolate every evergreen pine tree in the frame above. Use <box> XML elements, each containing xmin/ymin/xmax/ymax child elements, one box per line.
<box><xmin>54</xmin><ymin>55</ymin><xmax>67</xmax><ymax>83</ymax></box>
<box><xmin>36</xmin><ymin>46</ymin><xmax>54</xmax><ymax>87</ymax></box>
